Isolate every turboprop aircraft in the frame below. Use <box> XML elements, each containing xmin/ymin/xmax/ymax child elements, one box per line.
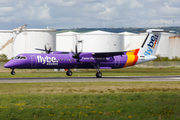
<box><xmin>4</xmin><ymin>29</ymin><xmax>166</xmax><ymax>78</ymax></box>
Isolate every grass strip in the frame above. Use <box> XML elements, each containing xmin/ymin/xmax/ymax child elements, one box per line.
<box><xmin>0</xmin><ymin>82</ymin><xmax>180</xmax><ymax>94</ymax></box>
<box><xmin>0</xmin><ymin>92</ymin><xmax>179</xmax><ymax>120</ymax></box>
<box><xmin>0</xmin><ymin>82</ymin><xmax>180</xmax><ymax>120</ymax></box>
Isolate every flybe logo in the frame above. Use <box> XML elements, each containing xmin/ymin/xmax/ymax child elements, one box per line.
<box><xmin>144</xmin><ymin>35</ymin><xmax>159</xmax><ymax>56</ymax></box>
<box><xmin>147</xmin><ymin>35</ymin><xmax>158</xmax><ymax>49</ymax></box>
<box><xmin>37</xmin><ymin>56</ymin><xmax>58</xmax><ymax>65</ymax></box>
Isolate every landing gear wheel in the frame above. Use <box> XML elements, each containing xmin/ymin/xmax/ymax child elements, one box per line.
<box><xmin>11</xmin><ymin>70</ymin><xmax>15</xmax><ymax>75</ymax></box>
<box><xmin>96</xmin><ymin>72</ymin><xmax>102</xmax><ymax>78</ymax></box>
<box><xmin>66</xmin><ymin>71</ymin><xmax>73</xmax><ymax>76</ymax></box>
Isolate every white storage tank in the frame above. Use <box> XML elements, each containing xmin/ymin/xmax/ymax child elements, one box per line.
<box><xmin>119</xmin><ymin>32</ymin><xmax>138</xmax><ymax>50</ymax></box>
<box><xmin>56</xmin><ymin>31</ymin><xmax>79</xmax><ymax>52</ymax></box>
<box><xmin>156</xmin><ymin>32</ymin><xmax>175</xmax><ymax>57</ymax></box>
<box><xmin>119</xmin><ymin>32</ymin><xmax>147</xmax><ymax>51</ymax></box>
<box><xmin>136</xmin><ymin>33</ymin><xmax>148</xmax><ymax>49</ymax></box>
<box><xmin>120</xmin><ymin>31</ymin><xmax>176</xmax><ymax>58</ymax></box>
<box><xmin>13</xmin><ymin>28</ymin><xmax>56</xmax><ymax>57</ymax></box>
<box><xmin>169</xmin><ymin>36</ymin><xmax>180</xmax><ymax>59</ymax></box>
<box><xmin>0</xmin><ymin>30</ymin><xmax>14</xmax><ymax>59</ymax></box>
<box><xmin>80</xmin><ymin>30</ymin><xmax>124</xmax><ymax>52</ymax></box>
<box><xmin>56</xmin><ymin>30</ymin><xmax>124</xmax><ymax>53</ymax></box>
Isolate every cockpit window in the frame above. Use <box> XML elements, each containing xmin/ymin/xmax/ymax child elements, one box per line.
<box><xmin>14</xmin><ymin>56</ymin><xmax>26</xmax><ymax>59</ymax></box>
<box><xmin>14</xmin><ymin>56</ymin><xmax>20</xmax><ymax>59</ymax></box>
<box><xmin>20</xmin><ymin>56</ymin><xmax>26</xmax><ymax>59</ymax></box>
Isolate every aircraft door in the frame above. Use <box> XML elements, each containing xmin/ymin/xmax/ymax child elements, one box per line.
<box><xmin>114</xmin><ymin>56</ymin><xmax>120</xmax><ymax>67</ymax></box>
<box><xmin>31</xmin><ymin>55</ymin><xmax>37</xmax><ymax>67</ymax></box>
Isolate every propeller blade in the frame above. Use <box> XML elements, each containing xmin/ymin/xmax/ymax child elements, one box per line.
<box><xmin>71</xmin><ymin>43</ymin><xmax>81</xmax><ymax>62</ymax></box>
<box><xmin>44</xmin><ymin>45</ymin><xmax>52</xmax><ymax>54</ymax></box>
<box><xmin>48</xmin><ymin>47</ymin><xmax>51</xmax><ymax>54</ymax></box>
<box><xmin>44</xmin><ymin>45</ymin><xmax>48</xmax><ymax>53</ymax></box>
<box><xmin>71</xmin><ymin>49</ymin><xmax>75</xmax><ymax>55</ymax></box>
<box><xmin>78</xmin><ymin>52</ymin><xmax>81</xmax><ymax>56</ymax></box>
<box><xmin>75</xmin><ymin>44</ymin><xmax>78</xmax><ymax>54</ymax></box>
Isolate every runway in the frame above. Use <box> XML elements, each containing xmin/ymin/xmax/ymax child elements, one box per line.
<box><xmin>0</xmin><ymin>76</ymin><xmax>180</xmax><ymax>83</ymax></box>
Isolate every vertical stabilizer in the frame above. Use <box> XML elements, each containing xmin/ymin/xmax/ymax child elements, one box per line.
<box><xmin>138</xmin><ymin>29</ymin><xmax>164</xmax><ymax>56</ymax></box>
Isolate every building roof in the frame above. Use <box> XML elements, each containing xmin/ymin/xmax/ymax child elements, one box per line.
<box><xmin>83</xmin><ymin>30</ymin><xmax>113</xmax><ymax>35</ymax></box>
<box><xmin>57</xmin><ymin>31</ymin><xmax>79</xmax><ymax>35</ymax></box>
<box><xmin>119</xmin><ymin>31</ymin><xmax>137</xmax><ymax>35</ymax></box>
<box><xmin>169</xmin><ymin>35</ymin><xmax>180</xmax><ymax>38</ymax></box>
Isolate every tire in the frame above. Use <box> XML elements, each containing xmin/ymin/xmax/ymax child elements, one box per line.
<box><xmin>11</xmin><ymin>71</ymin><xmax>15</xmax><ymax>75</ymax></box>
<box><xmin>68</xmin><ymin>71</ymin><xmax>72</xmax><ymax>76</ymax></box>
<box><xmin>96</xmin><ymin>72</ymin><xmax>102</xmax><ymax>78</ymax></box>
<box><xmin>66</xmin><ymin>71</ymin><xmax>73</xmax><ymax>76</ymax></box>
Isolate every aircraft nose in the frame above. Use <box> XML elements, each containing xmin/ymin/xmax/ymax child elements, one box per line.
<box><xmin>4</xmin><ymin>61</ymin><xmax>16</xmax><ymax>68</ymax></box>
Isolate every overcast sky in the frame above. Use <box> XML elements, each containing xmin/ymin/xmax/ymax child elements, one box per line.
<box><xmin>0</xmin><ymin>0</ymin><xmax>180</xmax><ymax>30</ymax></box>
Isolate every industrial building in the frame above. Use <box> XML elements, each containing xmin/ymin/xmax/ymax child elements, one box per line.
<box><xmin>57</xmin><ymin>30</ymin><xmax>124</xmax><ymax>53</ymax></box>
<box><xmin>13</xmin><ymin>28</ymin><xmax>56</xmax><ymax>57</ymax></box>
<box><xmin>119</xmin><ymin>32</ymin><xmax>176</xmax><ymax>57</ymax></box>
<box><xmin>0</xmin><ymin>25</ymin><xmax>56</xmax><ymax>59</ymax></box>
<box><xmin>56</xmin><ymin>31</ymin><xmax>79</xmax><ymax>52</ymax></box>
<box><xmin>0</xmin><ymin>27</ymin><xmax>179</xmax><ymax>59</ymax></box>
<box><xmin>0</xmin><ymin>30</ymin><xmax>14</xmax><ymax>59</ymax></box>
<box><xmin>169</xmin><ymin>36</ymin><xmax>180</xmax><ymax>59</ymax></box>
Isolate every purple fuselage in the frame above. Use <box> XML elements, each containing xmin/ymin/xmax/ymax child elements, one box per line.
<box><xmin>4</xmin><ymin>52</ymin><xmax>129</xmax><ymax>69</ymax></box>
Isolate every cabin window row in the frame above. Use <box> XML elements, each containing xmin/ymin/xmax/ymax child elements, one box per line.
<box><xmin>58</xmin><ymin>59</ymin><xmax>76</xmax><ymax>62</ymax></box>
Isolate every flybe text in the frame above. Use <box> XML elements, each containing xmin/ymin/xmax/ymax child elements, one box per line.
<box><xmin>147</xmin><ymin>35</ymin><xmax>158</xmax><ymax>49</ymax></box>
<box><xmin>37</xmin><ymin>56</ymin><xmax>58</xmax><ymax>65</ymax></box>
<box><xmin>144</xmin><ymin>35</ymin><xmax>159</xmax><ymax>56</ymax></box>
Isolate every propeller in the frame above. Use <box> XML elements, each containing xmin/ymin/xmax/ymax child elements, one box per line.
<box><xmin>71</xmin><ymin>43</ymin><xmax>81</xmax><ymax>62</ymax></box>
<box><xmin>35</xmin><ymin>44</ymin><xmax>52</xmax><ymax>54</ymax></box>
<box><xmin>44</xmin><ymin>45</ymin><xmax>52</xmax><ymax>54</ymax></box>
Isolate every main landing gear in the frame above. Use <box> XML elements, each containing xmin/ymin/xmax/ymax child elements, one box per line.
<box><xmin>11</xmin><ymin>69</ymin><xmax>15</xmax><ymax>75</ymax></box>
<box><xmin>66</xmin><ymin>69</ymin><xmax>73</xmax><ymax>76</ymax></box>
<box><xmin>94</xmin><ymin>65</ymin><xmax>102</xmax><ymax>78</ymax></box>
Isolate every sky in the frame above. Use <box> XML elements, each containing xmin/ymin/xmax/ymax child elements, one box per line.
<box><xmin>0</xmin><ymin>0</ymin><xmax>180</xmax><ymax>30</ymax></box>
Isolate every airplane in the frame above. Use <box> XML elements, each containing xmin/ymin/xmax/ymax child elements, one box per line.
<box><xmin>4</xmin><ymin>29</ymin><xmax>167</xmax><ymax>78</ymax></box>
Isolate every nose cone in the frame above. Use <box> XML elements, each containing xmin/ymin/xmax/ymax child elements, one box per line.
<box><xmin>4</xmin><ymin>60</ymin><xmax>16</xmax><ymax>68</ymax></box>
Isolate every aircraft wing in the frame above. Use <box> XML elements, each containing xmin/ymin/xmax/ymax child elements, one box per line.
<box><xmin>35</xmin><ymin>48</ymin><xmax>55</xmax><ymax>52</ymax></box>
<box><xmin>92</xmin><ymin>51</ymin><xmax>126</xmax><ymax>57</ymax></box>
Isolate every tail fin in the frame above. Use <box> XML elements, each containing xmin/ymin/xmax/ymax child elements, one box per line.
<box><xmin>138</xmin><ymin>29</ymin><xmax>164</xmax><ymax>56</ymax></box>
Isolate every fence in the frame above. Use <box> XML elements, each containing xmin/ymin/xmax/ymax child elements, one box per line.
<box><xmin>134</xmin><ymin>61</ymin><xmax>180</xmax><ymax>68</ymax></box>
<box><xmin>0</xmin><ymin>62</ymin><xmax>6</xmax><ymax>68</ymax></box>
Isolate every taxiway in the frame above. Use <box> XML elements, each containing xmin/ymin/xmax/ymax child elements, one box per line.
<box><xmin>0</xmin><ymin>76</ymin><xmax>180</xmax><ymax>83</ymax></box>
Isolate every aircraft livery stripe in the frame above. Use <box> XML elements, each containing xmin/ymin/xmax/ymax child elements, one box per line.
<box><xmin>123</xmin><ymin>48</ymin><xmax>140</xmax><ymax>67</ymax></box>
<box><xmin>132</xmin><ymin>48</ymin><xmax>140</xmax><ymax>65</ymax></box>
<box><xmin>123</xmin><ymin>55</ymin><xmax>135</xmax><ymax>67</ymax></box>
<box><xmin>132</xmin><ymin>55</ymin><xmax>138</xmax><ymax>65</ymax></box>
<box><xmin>134</xmin><ymin>48</ymin><xmax>140</xmax><ymax>55</ymax></box>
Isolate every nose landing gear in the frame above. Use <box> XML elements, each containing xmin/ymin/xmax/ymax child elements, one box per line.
<box><xmin>66</xmin><ymin>69</ymin><xmax>73</xmax><ymax>76</ymax></box>
<box><xmin>11</xmin><ymin>69</ymin><xmax>15</xmax><ymax>75</ymax></box>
